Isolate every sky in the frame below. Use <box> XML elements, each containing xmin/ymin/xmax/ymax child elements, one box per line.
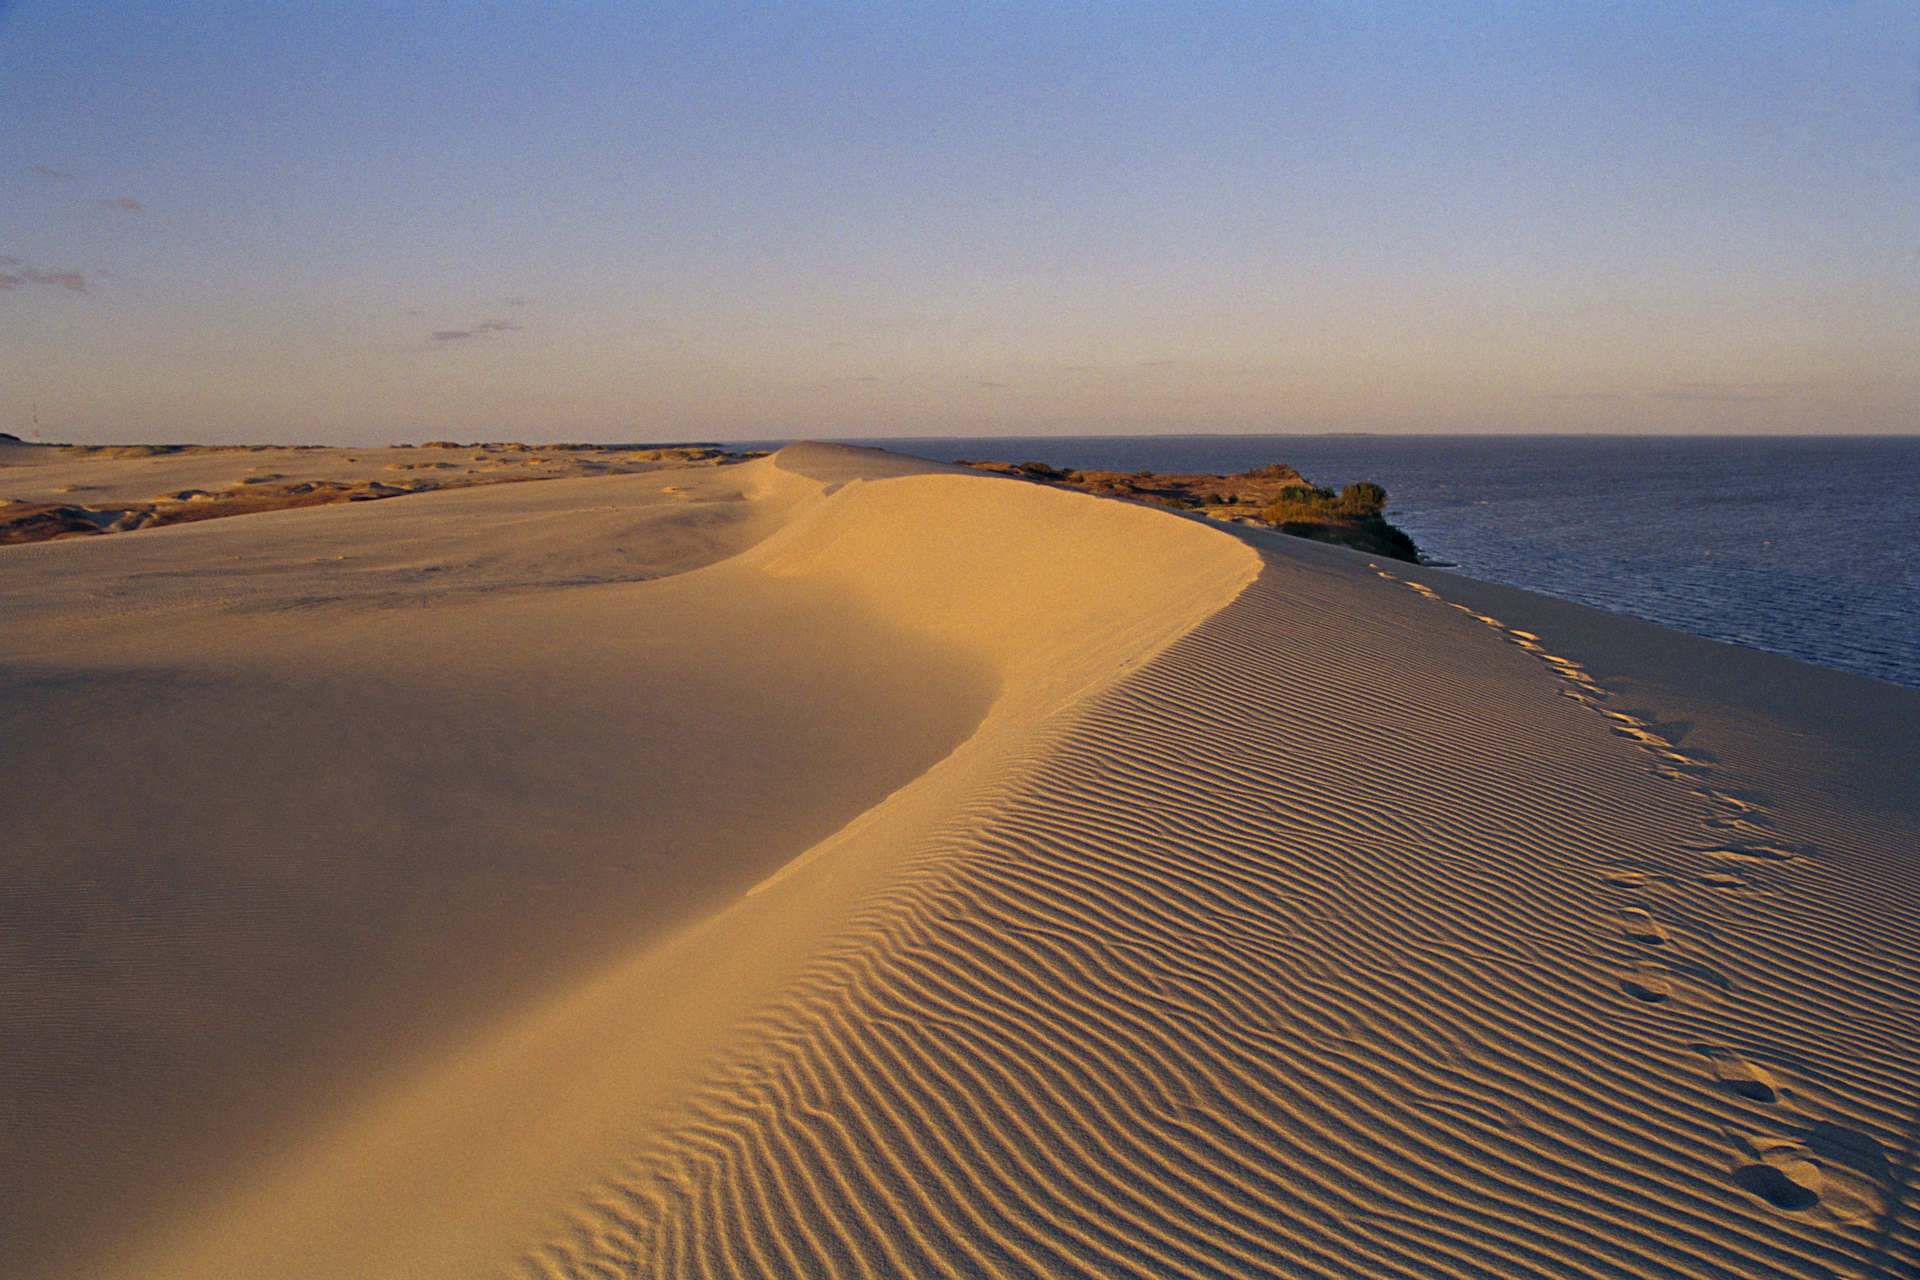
<box><xmin>2</xmin><ymin>1</ymin><xmax>1915</xmax><ymax>444</ymax></box>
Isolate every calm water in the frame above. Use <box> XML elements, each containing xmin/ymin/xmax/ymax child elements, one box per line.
<box><xmin>739</xmin><ymin>435</ymin><xmax>1920</xmax><ymax>691</ymax></box>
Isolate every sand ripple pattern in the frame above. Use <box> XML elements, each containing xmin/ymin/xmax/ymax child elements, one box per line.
<box><xmin>523</xmin><ymin>555</ymin><xmax>1919</xmax><ymax>1279</ymax></box>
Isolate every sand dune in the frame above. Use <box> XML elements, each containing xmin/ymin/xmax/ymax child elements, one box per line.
<box><xmin>5</xmin><ymin>443</ymin><xmax>1915</xmax><ymax>1278</ymax></box>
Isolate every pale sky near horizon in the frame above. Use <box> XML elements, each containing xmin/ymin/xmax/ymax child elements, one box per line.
<box><xmin>2</xmin><ymin>1</ymin><xmax>1915</xmax><ymax>444</ymax></box>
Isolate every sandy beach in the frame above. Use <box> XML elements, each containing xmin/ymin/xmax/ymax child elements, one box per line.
<box><xmin>5</xmin><ymin>440</ymin><xmax>1916</xmax><ymax>1279</ymax></box>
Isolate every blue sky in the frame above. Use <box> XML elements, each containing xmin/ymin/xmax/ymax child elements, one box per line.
<box><xmin>2</xmin><ymin>1</ymin><xmax>1914</xmax><ymax>443</ymax></box>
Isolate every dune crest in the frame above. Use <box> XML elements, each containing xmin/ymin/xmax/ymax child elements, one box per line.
<box><xmin>83</xmin><ymin>445</ymin><xmax>1259</xmax><ymax>1280</ymax></box>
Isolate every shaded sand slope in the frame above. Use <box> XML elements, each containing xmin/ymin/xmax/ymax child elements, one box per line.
<box><xmin>0</xmin><ymin>457</ymin><xmax>803</xmax><ymax>625</ymax></box>
<box><xmin>4</xmin><ymin>454</ymin><xmax>907</xmax><ymax>1275</ymax></box>
<box><xmin>16</xmin><ymin>446</ymin><xmax>1257</xmax><ymax>1279</ymax></box>
<box><xmin>520</xmin><ymin>522</ymin><xmax>1919</xmax><ymax>1277</ymax></box>
<box><xmin>0</xmin><ymin>453</ymin><xmax>977</xmax><ymax>1277</ymax></box>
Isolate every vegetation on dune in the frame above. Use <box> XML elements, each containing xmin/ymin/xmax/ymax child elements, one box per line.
<box><xmin>1261</xmin><ymin>481</ymin><xmax>1417</xmax><ymax>561</ymax></box>
<box><xmin>956</xmin><ymin>458</ymin><xmax>1422</xmax><ymax>563</ymax></box>
<box><xmin>0</xmin><ymin>443</ymin><xmax>763</xmax><ymax>547</ymax></box>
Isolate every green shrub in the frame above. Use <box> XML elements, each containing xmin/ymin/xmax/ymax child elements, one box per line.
<box><xmin>1275</xmin><ymin>484</ymin><xmax>1336</xmax><ymax>506</ymax></box>
<box><xmin>1337</xmin><ymin>481</ymin><xmax>1388</xmax><ymax>517</ymax></box>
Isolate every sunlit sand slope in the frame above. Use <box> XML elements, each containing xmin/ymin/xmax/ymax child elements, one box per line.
<box><xmin>525</xmin><ymin>530</ymin><xmax>1920</xmax><ymax>1278</ymax></box>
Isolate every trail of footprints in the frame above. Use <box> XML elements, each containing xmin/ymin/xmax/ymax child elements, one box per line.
<box><xmin>1374</xmin><ymin>567</ymin><xmax>1893</xmax><ymax>1229</ymax></box>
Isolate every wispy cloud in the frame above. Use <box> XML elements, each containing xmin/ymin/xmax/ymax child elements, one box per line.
<box><xmin>501</xmin><ymin>296</ymin><xmax>531</xmax><ymax>307</ymax></box>
<box><xmin>0</xmin><ymin>263</ymin><xmax>91</xmax><ymax>293</ymax></box>
<box><xmin>431</xmin><ymin>318</ymin><xmax>522</xmax><ymax>341</ymax></box>
<box><xmin>977</xmin><ymin>380</ymin><xmax>1007</xmax><ymax>388</ymax></box>
<box><xmin>1140</xmin><ymin>359</ymin><xmax>1177</xmax><ymax>368</ymax></box>
<box><xmin>1648</xmin><ymin>381</ymin><xmax>1779</xmax><ymax>403</ymax></box>
<box><xmin>104</xmin><ymin>196</ymin><xmax>143</xmax><ymax>213</ymax></box>
<box><xmin>29</xmin><ymin>164</ymin><xmax>76</xmax><ymax>181</ymax></box>
<box><xmin>1543</xmin><ymin>391</ymin><xmax>1627</xmax><ymax>401</ymax></box>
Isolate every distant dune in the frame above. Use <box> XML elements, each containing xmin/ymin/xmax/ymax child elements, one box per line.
<box><xmin>3</xmin><ymin>443</ymin><xmax>1915</xmax><ymax>1279</ymax></box>
<box><xmin>0</xmin><ymin>437</ymin><xmax>756</xmax><ymax>544</ymax></box>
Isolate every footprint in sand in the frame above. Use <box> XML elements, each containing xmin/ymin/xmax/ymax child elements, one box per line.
<box><xmin>1699</xmin><ymin>1049</ymin><xmax>1781</xmax><ymax>1103</ymax></box>
<box><xmin>1728</xmin><ymin>1128</ymin><xmax>1827</xmax><ymax>1212</ymax></box>
<box><xmin>1703</xmin><ymin>844</ymin><xmax>1800</xmax><ymax>865</ymax></box>
<box><xmin>1724</xmin><ymin>1123</ymin><xmax>1896</xmax><ymax>1221</ymax></box>
<box><xmin>1620</xmin><ymin>969</ymin><xmax>1671</xmax><ymax>1003</ymax></box>
<box><xmin>1652</xmin><ymin>763</ymin><xmax>1712</xmax><ymax>783</ymax></box>
<box><xmin>1619</xmin><ymin>908</ymin><xmax>1668</xmax><ymax>945</ymax></box>
<box><xmin>1703</xmin><ymin>814</ymin><xmax>1775</xmax><ymax>835</ymax></box>
<box><xmin>1617</xmin><ymin>954</ymin><xmax>1729</xmax><ymax>1006</ymax></box>
<box><xmin>1731</xmin><ymin>1156</ymin><xmax>1823</xmax><ymax>1211</ymax></box>
<box><xmin>1693</xmin><ymin>788</ymin><xmax>1765</xmax><ymax>816</ymax></box>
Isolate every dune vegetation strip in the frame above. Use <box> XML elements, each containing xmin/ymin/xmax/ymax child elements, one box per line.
<box><xmin>0</xmin><ymin>478</ymin><xmax>483</xmax><ymax>543</ymax></box>
<box><xmin>0</xmin><ymin>435</ymin><xmax>761</xmax><ymax>545</ymax></box>
<box><xmin>953</xmin><ymin>456</ymin><xmax>1422</xmax><ymax>561</ymax></box>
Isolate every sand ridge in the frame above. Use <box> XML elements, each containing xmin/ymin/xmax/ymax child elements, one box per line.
<box><xmin>27</xmin><ymin>443</ymin><xmax>1257</xmax><ymax>1279</ymax></box>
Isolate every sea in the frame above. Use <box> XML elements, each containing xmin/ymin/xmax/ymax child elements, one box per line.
<box><xmin>735</xmin><ymin>435</ymin><xmax>1920</xmax><ymax>692</ymax></box>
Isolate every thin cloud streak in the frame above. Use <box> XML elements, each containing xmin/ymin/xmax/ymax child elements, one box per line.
<box><xmin>29</xmin><ymin>164</ymin><xmax>77</xmax><ymax>181</ymax></box>
<box><xmin>104</xmin><ymin>196</ymin><xmax>143</xmax><ymax>212</ymax></box>
<box><xmin>0</xmin><ymin>263</ymin><xmax>91</xmax><ymax>293</ymax></box>
<box><xmin>430</xmin><ymin>319</ymin><xmax>523</xmax><ymax>341</ymax></box>
<box><xmin>1649</xmin><ymin>382</ymin><xmax>1781</xmax><ymax>403</ymax></box>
